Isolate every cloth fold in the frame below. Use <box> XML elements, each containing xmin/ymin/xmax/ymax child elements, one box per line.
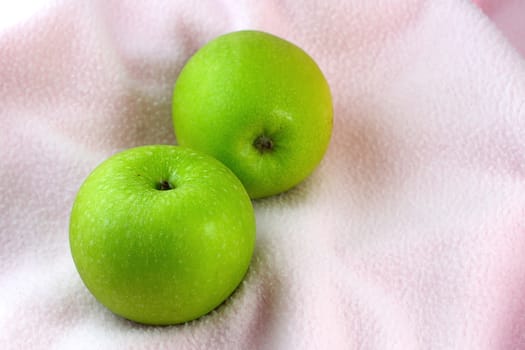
<box><xmin>1</xmin><ymin>0</ymin><xmax>525</xmax><ymax>349</ymax></box>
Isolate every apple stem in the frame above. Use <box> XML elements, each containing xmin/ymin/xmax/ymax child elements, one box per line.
<box><xmin>253</xmin><ymin>135</ymin><xmax>274</xmax><ymax>153</ymax></box>
<box><xmin>157</xmin><ymin>180</ymin><xmax>174</xmax><ymax>191</ymax></box>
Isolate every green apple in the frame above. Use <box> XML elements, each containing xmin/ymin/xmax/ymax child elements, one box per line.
<box><xmin>69</xmin><ymin>145</ymin><xmax>256</xmax><ymax>325</ymax></box>
<box><xmin>172</xmin><ymin>30</ymin><xmax>333</xmax><ymax>199</ymax></box>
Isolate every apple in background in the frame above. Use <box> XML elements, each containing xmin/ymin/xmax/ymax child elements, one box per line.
<box><xmin>69</xmin><ymin>145</ymin><xmax>256</xmax><ymax>325</ymax></box>
<box><xmin>172</xmin><ymin>30</ymin><xmax>333</xmax><ymax>199</ymax></box>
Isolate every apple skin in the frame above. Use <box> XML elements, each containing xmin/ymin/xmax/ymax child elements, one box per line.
<box><xmin>172</xmin><ymin>30</ymin><xmax>333</xmax><ymax>199</ymax></box>
<box><xmin>69</xmin><ymin>145</ymin><xmax>256</xmax><ymax>325</ymax></box>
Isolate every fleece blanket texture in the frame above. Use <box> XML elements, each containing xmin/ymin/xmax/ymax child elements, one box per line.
<box><xmin>1</xmin><ymin>0</ymin><xmax>525</xmax><ymax>349</ymax></box>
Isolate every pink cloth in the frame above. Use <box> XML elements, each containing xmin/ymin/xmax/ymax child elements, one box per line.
<box><xmin>474</xmin><ymin>0</ymin><xmax>525</xmax><ymax>57</ymax></box>
<box><xmin>1</xmin><ymin>0</ymin><xmax>525</xmax><ymax>348</ymax></box>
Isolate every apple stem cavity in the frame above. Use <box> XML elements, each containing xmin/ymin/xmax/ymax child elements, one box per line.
<box><xmin>253</xmin><ymin>134</ymin><xmax>274</xmax><ymax>154</ymax></box>
<box><xmin>156</xmin><ymin>180</ymin><xmax>174</xmax><ymax>191</ymax></box>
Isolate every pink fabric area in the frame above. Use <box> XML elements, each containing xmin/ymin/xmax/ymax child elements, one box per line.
<box><xmin>1</xmin><ymin>0</ymin><xmax>525</xmax><ymax>349</ymax></box>
<box><xmin>474</xmin><ymin>0</ymin><xmax>525</xmax><ymax>57</ymax></box>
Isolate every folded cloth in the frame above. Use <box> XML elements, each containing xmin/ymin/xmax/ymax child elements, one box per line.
<box><xmin>474</xmin><ymin>0</ymin><xmax>525</xmax><ymax>57</ymax></box>
<box><xmin>1</xmin><ymin>0</ymin><xmax>525</xmax><ymax>349</ymax></box>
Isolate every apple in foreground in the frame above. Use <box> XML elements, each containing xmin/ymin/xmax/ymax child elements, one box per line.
<box><xmin>172</xmin><ymin>30</ymin><xmax>333</xmax><ymax>199</ymax></box>
<box><xmin>69</xmin><ymin>145</ymin><xmax>256</xmax><ymax>325</ymax></box>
